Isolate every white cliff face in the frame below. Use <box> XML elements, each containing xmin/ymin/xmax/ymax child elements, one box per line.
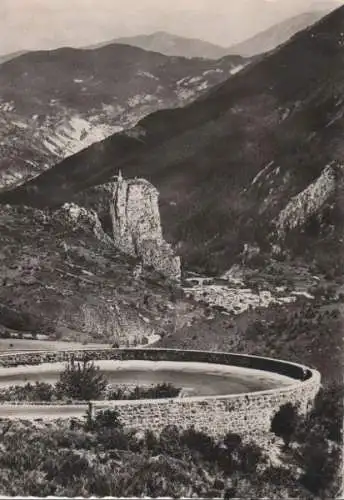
<box><xmin>42</xmin><ymin>116</ymin><xmax>123</xmax><ymax>157</ymax></box>
<box><xmin>110</xmin><ymin>174</ymin><xmax>181</xmax><ymax>281</ymax></box>
<box><xmin>275</xmin><ymin>164</ymin><xmax>339</xmax><ymax>237</ymax></box>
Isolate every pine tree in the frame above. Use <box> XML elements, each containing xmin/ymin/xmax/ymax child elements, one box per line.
<box><xmin>55</xmin><ymin>356</ymin><xmax>107</xmax><ymax>401</ymax></box>
<box><xmin>271</xmin><ymin>403</ymin><xmax>299</xmax><ymax>448</ymax></box>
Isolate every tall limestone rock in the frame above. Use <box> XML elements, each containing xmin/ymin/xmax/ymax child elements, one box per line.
<box><xmin>110</xmin><ymin>171</ymin><xmax>181</xmax><ymax>281</ymax></box>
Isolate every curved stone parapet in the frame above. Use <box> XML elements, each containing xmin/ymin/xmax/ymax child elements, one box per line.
<box><xmin>0</xmin><ymin>349</ymin><xmax>321</xmax><ymax>437</ymax></box>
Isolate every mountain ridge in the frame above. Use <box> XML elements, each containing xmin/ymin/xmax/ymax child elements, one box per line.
<box><xmin>92</xmin><ymin>8</ymin><xmax>334</xmax><ymax>61</ymax></box>
<box><xmin>0</xmin><ymin>42</ymin><xmax>248</xmax><ymax>189</ymax></box>
<box><xmin>1</xmin><ymin>5</ymin><xmax>343</xmax><ymax>274</ymax></box>
<box><xmin>227</xmin><ymin>9</ymin><xmax>332</xmax><ymax>56</ymax></box>
<box><xmin>88</xmin><ymin>31</ymin><xmax>229</xmax><ymax>60</ymax></box>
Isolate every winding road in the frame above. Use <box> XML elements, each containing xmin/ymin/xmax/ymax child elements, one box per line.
<box><xmin>0</xmin><ymin>359</ymin><xmax>297</xmax><ymax>420</ymax></box>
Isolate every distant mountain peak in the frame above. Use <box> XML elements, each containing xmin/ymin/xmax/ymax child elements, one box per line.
<box><xmin>227</xmin><ymin>8</ymin><xmax>334</xmax><ymax>56</ymax></box>
<box><xmin>89</xmin><ymin>31</ymin><xmax>228</xmax><ymax>60</ymax></box>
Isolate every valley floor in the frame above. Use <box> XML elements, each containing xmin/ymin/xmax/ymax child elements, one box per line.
<box><xmin>160</xmin><ymin>262</ymin><xmax>344</xmax><ymax>385</ymax></box>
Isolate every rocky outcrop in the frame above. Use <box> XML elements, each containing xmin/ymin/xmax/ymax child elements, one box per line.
<box><xmin>275</xmin><ymin>164</ymin><xmax>341</xmax><ymax>238</ymax></box>
<box><xmin>240</xmin><ymin>243</ymin><xmax>261</xmax><ymax>265</ymax></box>
<box><xmin>0</xmin><ymin>203</ymin><xmax>183</xmax><ymax>346</ymax></box>
<box><xmin>110</xmin><ymin>172</ymin><xmax>181</xmax><ymax>281</ymax></box>
<box><xmin>56</xmin><ymin>202</ymin><xmax>113</xmax><ymax>245</ymax></box>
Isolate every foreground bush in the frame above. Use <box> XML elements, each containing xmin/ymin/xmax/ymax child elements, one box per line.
<box><xmin>0</xmin><ymin>382</ymin><xmax>54</xmax><ymax>402</ymax></box>
<box><xmin>308</xmin><ymin>384</ymin><xmax>344</xmax><ymax>443</ymax></box>
<box><xmin>108</xmin><ymin>383</ymin><xmax>181</xmax><ymax>400</ymax></box>
<box><xmin>0</xmin><ymin>381</ymin><xmax>181</xmax><ymax>403</ymax></box>
<box><xmin>270</xmin><ymin>385</ymin><xmax>344</xmax><ymax>498</ymax></box>
<box><xmin>0</xmin><ymin>407</ymin><xmax>341</xmax><ymax>499</ymax></box>
<box><xmin>300</xmin><ymin>434</ymin><xmax>342</xmax><ymax>497</ymax></box>
<box><xmin>55</xmin><ymin>357</ymin><xmax>107</xmax><ymax>401</ymax></box>
<box><xmin>0</xmin><ymin>420</ymin><xmax>270</xmax><ymax>498</ymax></box>
<box><xmin>270</xmin><ymin>402</ymin><xmax>300</xmax><ymax>448</ymax></box>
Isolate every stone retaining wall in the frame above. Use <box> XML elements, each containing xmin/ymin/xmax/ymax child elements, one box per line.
<box><xmin>0</xmin><ymin>349</ymin><xmax>321</xmax><ymax>437</ymax></box>
<box><xmin>100</xmin><ymin>376</ymin><xmax>320</xmax><ymax>437</ymax></box>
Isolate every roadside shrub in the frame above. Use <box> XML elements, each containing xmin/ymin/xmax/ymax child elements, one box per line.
<box><xmin>96</xmin><ymin>428</ymin><xmax>129</xmax><ymax>451</ymax></box>
<box><xmin>271</xmin><ymin>403</ymin><xmax>300</xmax><ymax>447</ymax></box>
<box><xmin>180</xmin><ymin>427</ymin><xmax>217</xmax><ymax>460</ymax></box>
<box><xmin>300</xmin><ymin>434</ymin><xmax>342</xmax><ymax>497</ymax></box>
<box><xmin>310</xmin><ymin>385</ymin><xmax>344</xmax><ymax>443</ymax></box>
<box><xmin>93</xmin><ymin>409</ymin><xmax>122</xmax><ymax>430</ymax></box>
<box><xmin>0</xmin><ymin>382</ymin><xmax>54</xmax><ymax>402</ymax></box>
<box><xmin>44</xmin><ymin>450</ymin><xmax>91</xmax><ymax>486</ymax></box>
<box><xmin>223</xmin><ymin>432</ymin><xmax>242</xmax><ymax>453</ymax></box>
<box><xmin>55</xmin><ymin>357</ymin><xmax>107</xmax><ymax>401</ymax></box>
<box><xmin>238</xmin><ymin>443</ymin><xmax>263</xmax><ymax>474</ymax></box>
<box><xmin>108</xmin><ymin>383</ymin><xmax>181</xmax><ymax>401</ymax></box>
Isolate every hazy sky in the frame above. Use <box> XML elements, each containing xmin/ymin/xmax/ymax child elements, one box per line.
<box><xmin>0</xmin><ymin>0</ymin><xmax>342</xmax><ymax>55</ymax></box>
